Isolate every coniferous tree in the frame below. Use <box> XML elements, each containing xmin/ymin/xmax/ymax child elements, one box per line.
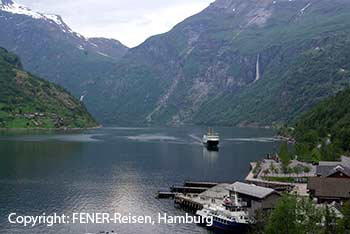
<box><xmin>265</xmin><ymin>195</ymin><xmax>299</xmax><ymax>234</ymax></box>
<box><xmin>279</xmin><ymin>142</ymin><xmax>291</xmax><ymax>173</ymax></box>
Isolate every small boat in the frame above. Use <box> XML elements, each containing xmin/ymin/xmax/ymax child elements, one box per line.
<box><xmin>203</xmin><ymin>128</ymin><xmax>220</xmax><ymax>150</ymax></box>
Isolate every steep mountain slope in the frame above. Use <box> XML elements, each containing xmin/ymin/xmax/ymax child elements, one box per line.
<box><xmin>0</xmin><ymin>47</ymin><xmax>97</xmax><ymax>129</ymax></box>
<box><xmin>196</xmin><ymin>33</ymin><xmax>350</xmax><ymax>126</ymax></box>
<box><xmin>89</xmin><ymin>0</ymin><xmax>350</xmax><ymax>125</ymax></box>
<box><xmin>0</xmin><ymin>0</ymin><xmax>128</xmax><ymax>105</ymax></box>
<box><xmin>293</xmin><ymin>88</ymin><xmax>350</xmax><ymax>161</ymax></box>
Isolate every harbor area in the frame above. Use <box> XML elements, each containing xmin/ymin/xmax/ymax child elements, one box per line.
<box><xmin>157</xmin><ymin>155</ymin><xmax>350</xmax><ymax>232</ymax></box>
<box><xmin>158</xmin><ymin>180</ymin><xmax>281</xmax><ymax>232</ymax></box>
<box><xmin>173</xmin><ymin>182</ymin><xmax>280</xmax><ymax>215</ymax></box>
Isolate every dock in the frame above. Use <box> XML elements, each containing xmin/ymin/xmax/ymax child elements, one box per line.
<box><xmin>184</xmin><ymin>181</ymin><xmax>218</xmax><ymax>188</ymax></box>
<box><xmin>156</xmin><ymin>191</ymin><xmax>177</xmax><ymax>199</ymax></box>
<box><xmin>170</xmin><ymin>186</ymin><xmax>208</xmax><ymax>194</ymax></box>
<box><xmin>156</xmin><ymin>181</ymin><xmax>222</xmax><ymax>199</ymax></box>
<box><xmin>174</xmin><ymin>183</ymin><xmax>231</xmax><ymax>212</ymax></box>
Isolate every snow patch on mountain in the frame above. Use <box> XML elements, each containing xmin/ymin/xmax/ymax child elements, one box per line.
<box><xmin>1</xmin><ymin>1</ymin><xmax>71</xmax><ymax>30</ymax></box>
<box><xmin>44</xmin><ymin>14</ymin><xmax>63</xmax><ymax>25</ymax></box>
<box><xmin>97</xmin><ymin>52</ymin><xmax>110</xmax><ymax>57</ymax></box>
<box><xmin>0</xmin><ymin>0</ymin><xmax>84</xmax><ymax>39</ymax></box>
<box><xmin>300</xmin><ymin>3</ymin><xmax>311</xmax><ymax>14</ymax></box>
<box><xmin>0</xmin><ymin>1</ymin><xmax>42</xmax><ymax>19</ymax></box>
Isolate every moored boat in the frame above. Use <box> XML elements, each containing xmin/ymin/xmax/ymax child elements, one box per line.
<box><xmin>196</xmin><ymin>205</ymin><xmax>251</xmax><ymax>232</ymax></box>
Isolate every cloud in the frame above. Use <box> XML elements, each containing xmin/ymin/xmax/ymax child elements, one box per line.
<box><xmin>16</xmin><ymin>0</ymin><xmax>214</xmax><ymax>47</ymax></box>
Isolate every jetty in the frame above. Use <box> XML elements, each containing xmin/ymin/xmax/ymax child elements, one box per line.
<box><xmin>184</xmin><ymin>181</ymin><xmax>218</xmax><ymax>188</ymax></box>
<box><xmin>156</xmin><ymin>181</ymin><xmax>219</xmax><ymax>199</ymax></box>
<box><xmin>157</xmin><ymin>191</ymin><xmax>177</xmax><ymax>199</ymax></box>
<box><xmin>174</xmin><ymin>183</ymin><xmax>231</xmax><ymax>212</ymax></box>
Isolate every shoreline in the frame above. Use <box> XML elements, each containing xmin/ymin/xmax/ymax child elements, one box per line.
<box><xmin>0</xmin><ymin>125</ymin><xmax>102</xmax><ymax>132</ymax></box>
<box><xmin>102</xmin><ymin>123</ymin><xmax>275</xmax><ymax>130</ymax></box>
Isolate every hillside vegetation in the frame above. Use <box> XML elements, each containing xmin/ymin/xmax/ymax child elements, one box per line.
<box><xmin>0</xmin><ymin>2</ymin><xmax>128</xmax><ymax>119</ymax></box>
<box><xmin>293</xmin><ymin>88</ymin><xmax>350</xmax><ymax>162</ymax></box>
<box><xmin>0</xmin><ymin>48</ymin><xmax>98</xmax><ymax>129</ymax></box>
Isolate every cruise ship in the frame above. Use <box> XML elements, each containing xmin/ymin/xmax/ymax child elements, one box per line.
<box><xmin>203</xmin><ymin>128</ymin><xmax>220</xmax><ymax>150</ymax></box>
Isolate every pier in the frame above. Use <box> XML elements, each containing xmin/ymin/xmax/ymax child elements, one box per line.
<box><xmin>170</xmin><ymin>186</ymin><xmax>208</xmax><ymax>194</ymax></box>
<box><xmin>184</xmin><ymin>181</ymin><xmax>218</xmax><ymax>188</ymax></box>
<box><xmin>156</xmin><ymin>181</ymin><xmax>222</xmax><ymax>199</ymax></box>
<box><xmin>156</xmin><ymin>191</ymin><xmax>177</xmax><ymax>199</ymax></box>
<box><xmin>174</xmin><ymin>183</ymin><xmax>231</xmax><ymax>212</ymax></box>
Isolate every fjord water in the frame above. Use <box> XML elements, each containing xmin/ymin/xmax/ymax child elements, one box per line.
<box><xmin>0</xmin><ymin>126</ymin><xmax>280</xmax><ymax>234</ymax></box>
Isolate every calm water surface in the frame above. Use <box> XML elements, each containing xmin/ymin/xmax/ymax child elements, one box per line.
<box><xmin>0</xmin><ymin>126</ymin><xmax>280</xmax><ymax>234</ymax></box>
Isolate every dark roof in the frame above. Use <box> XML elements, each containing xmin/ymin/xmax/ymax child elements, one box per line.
<box><xmin>227</xmin><ymin>182</ymin><xmax>278</xmax><ymax>199</ymax></box>
<box><xmin>316</xmin><ymin>165</ymin><xmax>339</xmax><ymax>176</ymax></box>
<box><xmin>308</xmin><ymin>177</ymin><xmax>350</xmax><ymax>198</ymax></box>
<box><xmin>317</xmin><ymin>156</ymin><xmax>350</xmax><ymax>177</ymax></box>
<box><xmin>341</xmin><ymin>156</ymin><xmax>350</xmax><ymax>168</ymax></box>
<box><xmin>327</xmin><ymin>165</ymin><xmax>350</xmax><ymax>177</ymax></box>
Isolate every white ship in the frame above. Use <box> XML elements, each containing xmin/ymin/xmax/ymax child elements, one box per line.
<box><xmin>196</xmin><ymin>205</ymin><xmax>251</xmax><ymax>232</ymax></box>
<box><xmin>203</xmin><ymin>128</ymin><xmax>220</xmax><ymax>150</ymax></box>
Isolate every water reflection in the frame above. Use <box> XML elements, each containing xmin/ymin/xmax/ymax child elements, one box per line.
<box><xmin>0</xmin><ymin>126</ymin><xmax>280</xmax><ymax>234</ymax></box>
<box><xmin>0</xmin><ymin>141</ymin><xmax>85</xmax><ymax>179</ymax></box>
<box><xmin>202</xmin><ymin>148</ymin><xmax>219</xmax><ymax>163</ymax></box>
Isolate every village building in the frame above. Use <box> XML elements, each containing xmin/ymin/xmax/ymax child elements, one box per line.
<box><xmin>308</xmin><ymin>177</ymin><xmax>350</xmax><ymax>203</ymax></box>
<box><xmin>316</xmin><ymin>156</ymin><xmax>350</xmax><ymax>178</ymax></box>
<box><xmin>226</xmin><ymin>182</ymin><xmax>281</xmax><ymax>215</ymax></box>
<box><xmin>308</xmin><ymin>156</ymin><xmax>350</xmax><ymax>203</ymax></box>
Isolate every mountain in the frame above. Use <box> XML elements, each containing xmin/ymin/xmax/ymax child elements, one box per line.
<box><xmin>1</xmin><ymin>0</ymin><xmax>350</xmax><ymax>126</ymax></box>
<box><xmin>0</xmin><ymin>47</ymin><xmax>98</xmax><ymax>129</ymax></box>
<box><xmin>85</xmin><ymin>0</ymin><xmax>350</xmax><ymax>125</ymax></box>
<box><xmin>0</xmin><ymin>0</ymin><xmax>128</xmax><ymax>107</ymax></box>
<box><xmin>293</xmin><ymin>87</ymin><xmax>350</xmax><ymax>162</ymax></box>
<box><xmin>88</xmin><ymin>37</ymin><xmax>128</xmax><ymax>60</ymax></box>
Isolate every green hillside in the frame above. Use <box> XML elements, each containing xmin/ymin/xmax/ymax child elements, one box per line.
<box><xmin>0</xmin><ymin>48</ymin><xmax>98</xmax><ymax>129</ymax></box>
<box><xmin>0</xmin><ymin>3</ymin><xmax>128</xmax><ymax>122</ymax></box>
<box><xmin>293</xmin><ymin>88</ymin><xmax>350</xmax><ymax>162</ymax></box>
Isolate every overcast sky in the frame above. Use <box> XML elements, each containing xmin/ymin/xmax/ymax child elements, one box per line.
<box><xmin>16</xmin><ymin>0</ymin><xmax>214</xmax><ymax>47</ymax></box>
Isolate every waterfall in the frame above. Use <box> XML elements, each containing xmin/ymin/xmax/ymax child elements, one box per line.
<box><xmin>255</xmin><ymin>54</ymin><xmax>260</xmax><ymax>82</ymax></box>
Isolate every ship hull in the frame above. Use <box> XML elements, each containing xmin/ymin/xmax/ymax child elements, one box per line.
<box><xmin>204</xmin><ymin>140</ymin><xmax>219</xmax><ymax>151</ymax></box>
<box><xmin>196</xmin><ymin>207</ymin><xmax>249</xmax><ymax>233</ymax></box>
<box><xmin>204</xmin><ymin>220</ymin><xmax>248</xmax><ymax>233</ymax></box>
<box><xmin>211</xmin><ymin>220</ymin><xmax>248</xmax><ymax>232</ymax></box>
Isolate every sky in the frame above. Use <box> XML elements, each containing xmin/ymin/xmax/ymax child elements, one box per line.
<box><xmin>16</xmin><ymin>0</ymin><xmax>214</xmax><ymax>47</ymax></box>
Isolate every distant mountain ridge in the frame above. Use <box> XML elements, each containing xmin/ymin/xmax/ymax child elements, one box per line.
<box><xmin>0</xmin><ymin>0</ymin><xmax>128</xmax><ymax>59</ymax></box>
<box><xmin>0</xmin><ymin>47</ymin><xmax>97</xmax><ymax>129</ymax></box>
<box><xmin>0</xmin><ymin>0</ymin><xmax>128</xmax><ymax>109</ymax></box>
<box><xmin>86</xmin><ymin>0</ymin><xmax>350</xmax><ymax>125</ymax></box>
